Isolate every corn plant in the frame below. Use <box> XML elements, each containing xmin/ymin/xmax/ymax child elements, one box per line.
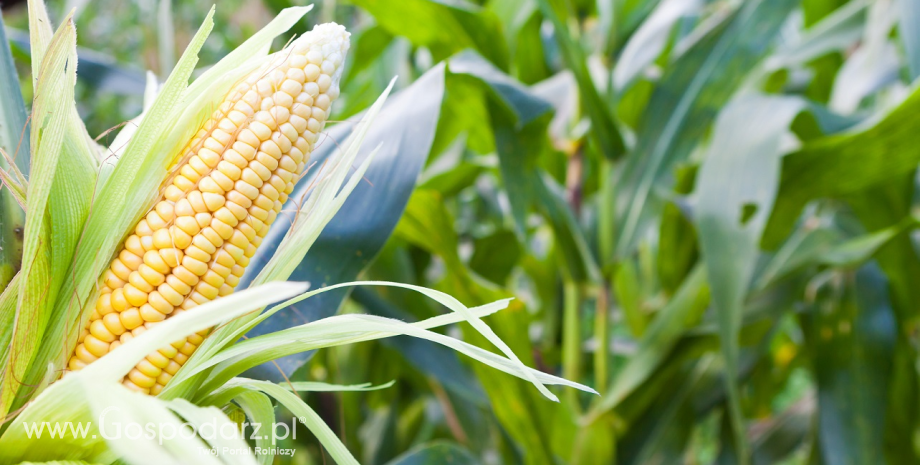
<box><xmin>0</xmin><ymin>2</ymin><xmax>592</xmax><ymax>463</ymax></box>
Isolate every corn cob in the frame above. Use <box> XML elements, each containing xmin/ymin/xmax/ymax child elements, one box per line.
<box><xmin>66</xmin><ymin>23</ymin><xmax>350</xmax><ymax>395</ymax></box>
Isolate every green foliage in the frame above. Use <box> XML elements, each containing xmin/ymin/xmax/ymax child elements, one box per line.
<box><xmin>5</xmin><ymin>0</ymin><xmax>920</xmax><ymax>463</ymax></box>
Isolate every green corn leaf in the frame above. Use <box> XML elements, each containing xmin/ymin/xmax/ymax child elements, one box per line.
<box><xmin>613</xmin><ymin>0</ymin><xmax>705</xmax><ymax>91</ymax></box>
<box><xmin>763</xmin><ymin>82</ymin><xmax>920</xmax><ymax>248</ymax></box>
<box><xmin>614</xmin><ymin>0</ymin><xmax>797</xmax><ymax>258</ymax></box>
<box><xmin>537</xmin><ymin>0</ymin><xmax>626</xmax><ymax>161</ymax></box>
<box><xmin>695</xmin><ymin>94</ymin><xmax>805</xmax><ymax>463</ymax></box>
<box><xmin>349</xmin><ymin>0</ymin><xmax>509</xmax><ymax>68</ymax></box>
<box><xmin>212</xmin><ymin>378</ymin><xmax>359</xmax><ymax>465</ymax></box>
<box><xmin>226</xmin><ymin>391</ymin><xmax>274</xmax><ymax>465</ymax></box>
<box><xmin>588</xmin><ymin>265</ymin><xmax>709</xmax><ymax>421</ymax></box>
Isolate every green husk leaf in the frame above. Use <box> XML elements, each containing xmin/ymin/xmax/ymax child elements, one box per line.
<box><xmin>2</xmin><ymin>13</ymin><xmax>77</xmax><ymax>421</ymax></box>
<box><xmin>27</xmin><ymin>3</ymin><xmax>99</xmax><ymax>301</ymax></box>
<box><xmin>0</xmin><ymin>282</ymin><xmax>306</xmax><ymax>463</ymax></box>
<box><xmin>0</xmin><ymin>165</ymin><xmax>26</xmax><ymax>208</ymax></box>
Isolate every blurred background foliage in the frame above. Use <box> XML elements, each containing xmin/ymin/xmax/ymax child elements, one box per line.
<box><xmin>2</xmin><ymin>0</ymin><xmax>920</xmax><ymax>463</ymax></box>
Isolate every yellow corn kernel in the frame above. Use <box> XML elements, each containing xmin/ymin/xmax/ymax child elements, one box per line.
<box><xmin>124</xmin><ymin>284</ymin><xmax>148</xmax><ymax>307</ymax></box>
<box><xmin>121</xmin><ymin>308</ymin><xmax>144</xmax><ymax>330</ymax></box>
<box><xmin>137</xmin><ymin>359</ymin><xmax>163</xmax><ymax>379</ymax></box>
<box><xmin>140</xmin><ymin>305</ymin><xmax>167</xmax><ymax>323</ymax></box>
<box><xmin>103</xmin><ymin>312</ymin><xmax>126</xmax><ymax>336</ymax></box>
<box><xmin>90</xmin><ymin>320</ymin><xmax>116</xmax><ymax>343</ymax></box>
<box><xmin>83</xmin><ymin>335</ymin><xmax>110</xmax><ymax>358</ymax></box>
<box><xmin>128</xmin><ymin>369</ymin><xmax>157</xmax><ymax>389</ymax></box>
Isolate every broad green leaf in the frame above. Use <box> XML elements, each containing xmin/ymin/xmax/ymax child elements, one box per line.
<box><xmin>447</xmin><ymin>51</ymin><xmax>556</xmax><ymax>244</ymax></box>
<box><xmin>508</xmin><ymin>4</ymin><xmax>550</xmax><ymax>85</ymax></box>
<box><xmin>491</xmin><ymin>110</ymin><xmax>543</xmax><ymax>239</ymax></box>
<box><xmin>845</xmin><ymin>174</ymin><xmax>920</xmax><ymax>462</ymax></box>
<box><xmin>695</xmin><ymin>94</ymin><xmax>804</xmax><ymax>462</ymax></box>
<box><xmin>350</xmin><ymin>0</ymin><xmax>509</xmax><ymax>67</ymax></box>
<box><xmin>763</xmin><ymin>83</ymin><xmax>920</xmax><ymax>248</ymax></box>
<box><xmin>449</xmin><ymin>50</ymin><xmax>553</xmax><ymax>127</ymax></box>
<box><xmin>614</xmin><ymin>0</ymin><xmax>797</xmax><ymax>258</ymax></box>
